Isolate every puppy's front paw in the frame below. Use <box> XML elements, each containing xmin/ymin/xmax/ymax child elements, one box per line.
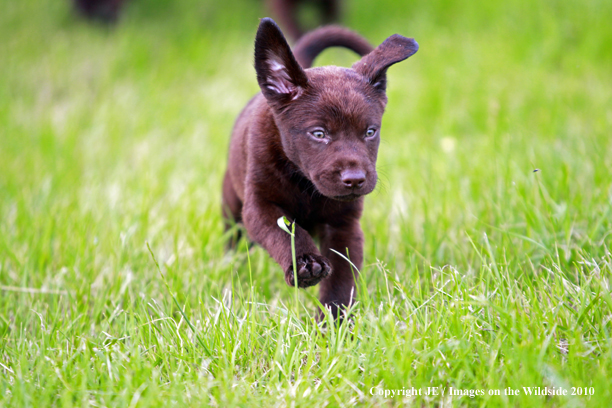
<box><xmin>285</xmin><ymin>254</ymin><xmax>331</xmax><ymax>288</ymax></box>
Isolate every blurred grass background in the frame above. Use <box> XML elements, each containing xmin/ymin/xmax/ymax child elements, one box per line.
<box><xmin>1</xmin><ymin>0</ymin><xmax>612</xmax><ymax>406</ymax></box>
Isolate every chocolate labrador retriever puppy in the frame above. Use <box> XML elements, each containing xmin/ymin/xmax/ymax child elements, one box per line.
<box><xmin>222</xmin><ymin>18</ymin><xmax>418</xmax><ymax>319</ymax></box>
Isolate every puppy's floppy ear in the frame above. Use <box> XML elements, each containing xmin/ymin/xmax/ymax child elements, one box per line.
<box><xmin>254</xmin><ymin>18</ymin><xmax>308</xmax><ymax>106</ymax></box>
<box><xmin>352</xmin><ymin>34</ymin><xmax>418</xmax><ymax>92</ymax></box>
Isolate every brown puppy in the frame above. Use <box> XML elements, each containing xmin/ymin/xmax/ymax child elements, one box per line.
<box><xmin>222</xmin><ymin>18</ymin><xmax>418</xmax><ymax>319</ymax></box>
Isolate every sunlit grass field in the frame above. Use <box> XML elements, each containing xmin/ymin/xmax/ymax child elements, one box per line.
<box><xmin>1</xmin><ymin>0</ymin><xmax>612</xmax><ymax>406</ymax></box>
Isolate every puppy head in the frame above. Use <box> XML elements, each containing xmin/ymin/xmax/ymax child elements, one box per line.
<box><xmin>254</xmin><ymin>18</ymin><xmax>418</xmax><ymax>201</ymax></box>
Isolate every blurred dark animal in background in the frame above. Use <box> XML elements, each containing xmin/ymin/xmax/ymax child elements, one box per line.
<box><xmin>73</xmin><ymin>0</ymin><xmax>126</xmax><ymax>22</ymax></box>
<box><xmin>72</xmin><ymin>0</ymin><xmax>337</xmax><ymax>35</ymax></box>
<box><xmin>267</xmin><ymin>0</ymin><xmax>340</xmax><ymax>41</ymax></box>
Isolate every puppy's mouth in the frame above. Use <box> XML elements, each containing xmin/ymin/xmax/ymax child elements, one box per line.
<box><xmin>331</xmin><ymin>193</ymin><xmax>363</xmax><ymax>202</ymax></box>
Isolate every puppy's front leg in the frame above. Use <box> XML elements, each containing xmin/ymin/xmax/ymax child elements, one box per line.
<box><xmin>318</xmin><ymin>220</ymin><xmax>364</xmax><ymax>319</ymax></box>
<box><xmin>242</xmin><ymin>198</ymin><xmax>331</xmax><ymax>288</ymax></box>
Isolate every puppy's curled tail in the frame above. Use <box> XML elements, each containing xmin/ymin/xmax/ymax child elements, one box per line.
<box><xmin>292</xmin><ymin>26</ymin><xmax>374</xmax><ymax>69</ymax></box>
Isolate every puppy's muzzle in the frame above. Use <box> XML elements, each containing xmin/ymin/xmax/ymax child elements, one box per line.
<box><xmin>329</xmin><ymin>169</ymin><xmax>372</xmax><ymax>201</ymax></box>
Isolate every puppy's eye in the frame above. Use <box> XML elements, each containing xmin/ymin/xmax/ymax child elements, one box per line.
<box><xmin>311</xmin><ymin>130</ymin><xmax>326</xmax><ymax>139</ymax></box>
<box><xmin>365</xmin><ymin>128</ymin><xmax>377</xmax><ymax>138</ymax></box>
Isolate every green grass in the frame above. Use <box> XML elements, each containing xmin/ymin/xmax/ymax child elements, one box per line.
<box><xmin>1</xmin><ymin>0</ymin><xmax>612</xmax><ymax>406</ymax></box>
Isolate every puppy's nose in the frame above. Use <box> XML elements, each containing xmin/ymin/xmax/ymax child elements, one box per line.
<box><xmin>341</xmin><ymin>169</ymin><xmax>366</xmax><ymax>189</ymax></box>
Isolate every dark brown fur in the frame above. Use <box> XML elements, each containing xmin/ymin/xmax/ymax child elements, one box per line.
<box><xmin>222</xmin><ymin>18</ymin><xmax>418</xmax><ymax>319</ymax></box>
